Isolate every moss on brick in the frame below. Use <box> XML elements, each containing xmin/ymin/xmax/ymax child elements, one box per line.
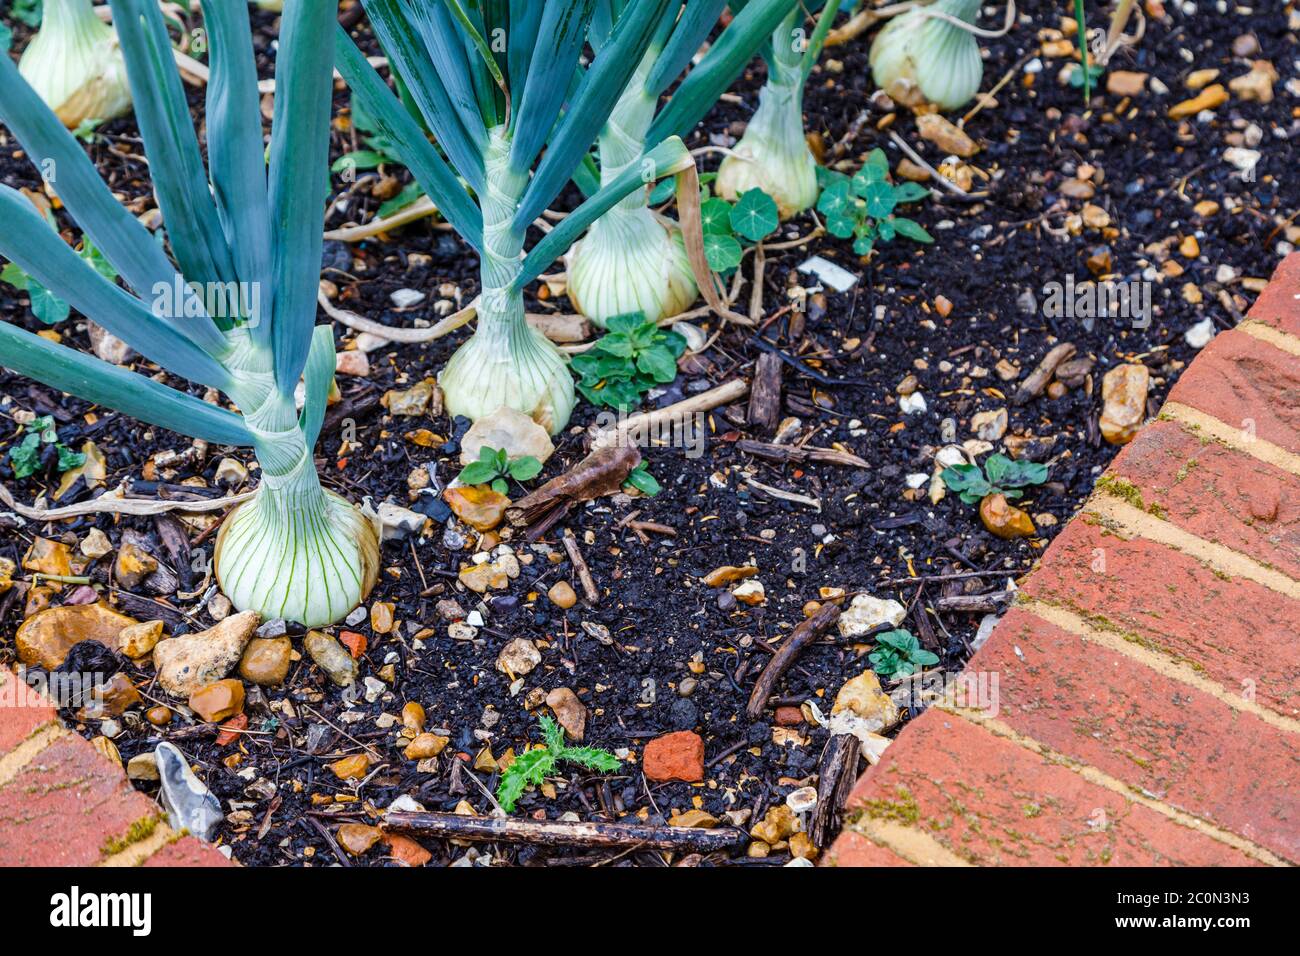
<box><xmin>1096</xmin><ymin>475</ymin><xmax>1168</xmax><ymax>518</ymax></box>
<box><xmin>101</xmin><ymin>813</ymin><xmax>160</xmax><ymax>857</ymax></box>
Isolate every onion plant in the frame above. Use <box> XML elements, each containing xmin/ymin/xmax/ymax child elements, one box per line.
<box><xmin>716</xmin><ymin>0</ymin><xmax>842</xmax><ymax>219</ymax></box>
<box><xmin>869</xmin><ymin>0</ymin><xmax>986</xmax><ymax>112</ymax></box>
<box><xmin>0</xmin><ymin>0</ymin><xmax>379</xmax><ymax>628</ymax></box>
<box><xmin>335</xmin><ymin>0</ymin><xmax>702</xmax><ymax>435</ymax></box>
<box><xmin>565</xmin><ymin>0</ymin><xmax>798</xmax><ymax>328</ymax></box>
<box><xmin>18</xmin><ymin>0</ymin><xmax>133</xmax><ymax>130</ymax></box>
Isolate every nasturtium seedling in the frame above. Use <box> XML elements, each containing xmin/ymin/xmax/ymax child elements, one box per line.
<box><xmin>940</xmin><ymin>453</ymin><xmax>1049</xmax><ymax>506</ymax></box>
<box><xmin>818</xmin><ymin>149</ymin><xmax>933</xmax><ymax>257</ymax></box>
<box><xmin>8</xmin><ymin>415</ymin><xmax>85</xmax><ymax>480</ymax></box>
<box><xmin>571</xmin><ymin>312</ymin><xmax>688</xmax><ymax>412</ymax></box>
<box><xmin>870</xmin><ymin>628</ymin><xmax>940</xmax><ymax>678</ymax></box>
<box><xmin>457</xmin><ymin>445</ymin><xmax>543</xmax><ymax>495</ymax></box>
<box><xmin>697</xmin><ymin>187</ymin><xmax>780</xmax><ymax>273</ymax></box>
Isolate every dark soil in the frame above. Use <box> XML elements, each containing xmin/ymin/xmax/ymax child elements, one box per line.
<box><xmin>0</xmin><ymin>2</ymin><xmax>1295</xmax><ymax>866</ymax></box>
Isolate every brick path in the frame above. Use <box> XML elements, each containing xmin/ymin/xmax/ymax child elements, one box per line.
<box><xmin>0</xmin><ymin>668</ymin><xmax>231</xmax><ymax>867</ymax></box>
<box><xmin>827</xmin><ymin>254</ymin><xmax>1300</xmax><ymax>867</ymax></box>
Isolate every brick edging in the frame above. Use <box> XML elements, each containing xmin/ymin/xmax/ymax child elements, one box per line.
<box><xmin>826</xmin><ymin>254</ymin><xmax>1300</xmax><ymax>867</ymax></box>
<box><xmin>0</xmin><ymin>668</ymin><xmax>233</xmax><ymax>867</ymax></box>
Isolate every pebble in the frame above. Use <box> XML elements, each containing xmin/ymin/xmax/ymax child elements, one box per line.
<box><xmin>334</xmin><ymin>349</ymin><xmax>371</xmax><ymax>377</ymax></box>
<box><xmin>971</xmin><ymin>407</ymin><xmax>1008</xmax><ymax>442</ymax></box>
<box><xmin>153</xmin><ymin>610</ymin><xmax>260</xmax><ymax>698</ymax></box>
<box><xmin>1099</xmin><ymin>363</ymin><xmax>1150</xmax><ymax>445</ymax></box>
<box><xmin>304</xmin><ymin>630</ymin><xmax>359</xmax><ymax>687</ymax></box>
<box><xmin>980</xmin><ymin>493</ymin><xmax>1037</xmax><ymax>540</ymax></box>
<box><xmin>838</xmin><ymin>594</ymin><xmax>906</xmax><ymax>638</ymax></box>
<box><xmin>445</xmin><ymin>485</ymin><xmax>510</xmax><ymax>532</ymax></box>
<box><xmin>898</xmin><ymin>392</ymin><xmax>927</xmax><ymax>414</ymax></box>
<box><xmin>118</xmin><ymin>619</ymin><xmax>165</xmax><ymax>660</ymax></box>
<box><xmin>126</xmin><ymin>752</ymin><xmax>159</xmax><ymax>782</ymax></box>
<box><xmin>497</xmin><ymin>638</ymin><xmax>541</xmax><ymax>677</ymax></box>
<box><xmin>1185</xmin><ymin>317</ymin><xmax>1216</xmax><ymax>349</ymax></box>
<box><xmin>370</xmin><ymin>602</ymin><xmax>396</xmax><ymax>634</ymax></box>
<box><xmin>404</xmin><ymin>733</ymin><xmax>450</xmax><ymax>760</ymax></box>
<box><xmin>547</xmin><ymin>580</ymin><xmax>577</xmax><ymax>609</ymax></box>
<box><xmin>156</xmin><ymin>742</ymin><xmax>223</xmax><ymax>841</ymax></box>
<box><xmin>915</xmin><ymin>113</ymin><xmax>978</xmax><ymax>157</ymax></box>
<box><xmin>239</xmin><ymin>637</ymin><xmax>293</xmax><ymax>687</ymax></box>
<box><xmin>832</xmin><ymin>669</ymin><xmax>901</xmax><ymax>732</ymax></box>
<box><xmin>382</xmin><ymin>378</ymin><xmax>439</xmax><ymax>417</ymax></box>
<box><xmin>1168</xmin><ymin>84</ymin><xmax>1227</xmax><ymax>119</ymax></box>
<box><xmin>642</xmin><ymin>731</ymin><xmax>705</xmax><ymax>783</ymax></box>
<box><xmin>337</xmin><ymin>824</ymin><xmax>383</xmax><ymax>856</ymax></box>
<box><xmin>390</xmin><ymin>288</ymin><xmax>426</xmax><ymax>309</ymax></box>
<box><xmin>189</xmin><ymin>679</ymin><xmax>245</xmax><ymax>723</ymax></box>
<box><xmin>113</xmin><ymin>542</ymin><xmax>158</xmax><ymax>590</ymax></box>
<box><xmin>80</xmin><ymin>528</ymin><xmax>113</xmax><ymax>559</ymax></box>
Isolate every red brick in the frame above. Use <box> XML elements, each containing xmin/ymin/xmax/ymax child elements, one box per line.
<box><xmin>845</xmin><ymin>710</ymin><xmax>1261</xmax><ymax>865</ymax></box>
<box><xmin>143</xmin><ymin>835</ymin><xmax>233</xmax><ymax>868</ymax></box>
<box><xmin>1105</xmin><ymin>420</ymin><xmax>1300</xmax><ymax>580</ymax></box>
<box><xmin>0</xmin><ymin>668</ymin><xmax>58</xmax><ymax>753</ymax></box>
<box><xmin>0</xmin><ymin>735</ymin><xmax>160</xmax><ymax>866</ymax></box>
<box><xmin>1019</xmin><ymin>518</ymin><xmax>1300</xmax><ymax>718</ymax></box>
<box><xmin>1166</xmin><ymin>328</ymin><xmax>1300</xmax><ymax>452</ymax></box>
<box><xmin>968</xmin><ymin>607</ymin><xmax>1300</xmax><ymax>862</ymax></box>
<box><xmin>1242</xmin><ymin>252</ymin><xmax>1300</xmax><ymax>337</ymax></box>
<box><xmin>822</xmin><ymin>829</ymin><xmax>914</xmax><ymax>867</ymax></box>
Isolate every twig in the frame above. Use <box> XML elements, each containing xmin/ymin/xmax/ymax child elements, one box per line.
<box><xmin>323</xmin><ymin>196</ymin><xmax>447</xmax><ymax>242</ymax></box>
<box><xmin>0</xmin><ymin>482</ymin><xmax>252</xmax><ymax>522</ymax></box>
<box><xmin>589</xmin><ymin>379</ymin><xmax>749</xmax><ymax>450</ymax></box>
<box><xmin>886</xmin><ymin>131</ymin><xmax>973</xmax><ymax>200</ymax></box>
<box><xmin>562</xmin><ymin>531</ymin><xmax>600</xmax><ymax>605</ymax></box>
<box><xmin>384</xmin><ymin>811</ymin><xmax>746</xmax><ymax>851</ymax></box>
<box><xmin>745</xmin><ymin>604</ymin><xmax>841</xmax><ymax>719</ymax></box>
<box><xmin>743</xmin><ymin>476</ymin><xmax>821</xmax><ymax>512</ymax></box>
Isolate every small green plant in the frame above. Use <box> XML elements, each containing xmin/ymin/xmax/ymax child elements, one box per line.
<box><xmin>496</xmin><ymin>715</ymin><xmax>620</xmax><ymax>814</ymax></box>
<box><xmin>1071</xmin><ymin>0</ymin><xmax>1096</xmax><ymax>102</ymax></box>
<box><xmin>623</xmin><ymin>461</ymin><xmax>661</xmax><ymax>497</ymax></box>
<box><xmin>698</xmin><ymin>186</ymin><xmax>780</xmax><ymax>273</ymax></box>
<box><xmin>10</xmin><ymin>0</ymin><xmax>43</xmax><ymax>28</ymax></box>
<box><xmin>941</xmin><ymin>453</ymin><xmax>1049</xmax><ymax>505</ymax></box>
<box><xmin>457</xmin><ymin>445</ymin><xmax>542</xmax><ymax>495</ymax></box>
<box><xmin>817</xmin><ymin>148</ymin><xmax>932</xmax><ymax>257</ymax></box>
<box><xmin>7</xmin><ymin>414</ymin><xmax>85</xmax><ymax>479</ymax></box>
<box><xmin>870</xmin><ymin>628</ymin><xmax>939</xmax><ymax>678</ymax></box>
<box><xmin>570</xmin><ymin>311</ymin><xmax>687</xmax><ymax>412</ymax></box>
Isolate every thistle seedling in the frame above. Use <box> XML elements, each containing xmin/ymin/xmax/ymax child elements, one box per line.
<box><xmin>870</xmin><ymin>628</ymin><xmax>939</xmax><ymax>679</ymax></box>
<box><xmin>941</xmin><ymin>453</ymin><xmax>1049</xmax><ymax>505</ymax></box>
<box><xmin>699</xmin><ymin>186</ymin><xmax>781</xmax><ymax>273</ymax></box>
<box><xmin>7</xmin><ymin>415</ymin><xmax>85</xmax><ymax>479</ymax></box>
<box><xmin>571</xmin><ymin>312</ymin><xmax>688</xmax><ymax>412</ymax></box>
<box><xmin>496</xmin><ymin>715</ymin><xmax>620</xmax><ymax>814</ymax></box>
<box><xmin>456</xmin><ymin>446</ymin><xmax>542</xmax><ymax>495</ymax></box>
<box><xmin>817</xmin><ymin>149</ymin><xmax>933</xmax><ymax>257</ymax></box>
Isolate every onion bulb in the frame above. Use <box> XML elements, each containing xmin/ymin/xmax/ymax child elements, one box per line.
<box><xmin>716</xmin><ymin>64</ymin><xmax>818</xmax><ymax>219</ymax></box>
<box><xmin>566</xmin><ymin>205</ymin><xmax>696</xmax><ymax>327</ymax></box>
<box><xmin>18</xmin><ymin>0</ymin><xmax>132</xmax><ymax>130</ymax></box>
<box><xmin>869</xmin><ymin>0</ymin><xmax>984</xmax><ymax>112</ymax></box>
<box><xmin>439</xmin><ymin>305</ymin><xmax>576</xmax><ymax>436</ymax></box>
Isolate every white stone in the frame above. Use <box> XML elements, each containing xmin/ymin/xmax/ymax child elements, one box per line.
<box><xmin>1185</xmin><ymin>316</ymin><xmax>1216</xmax><ymax>349</ymax></box>
<box><xmin>898</xmin><ymin>392</ymin><xmax>927</xmax><ymax>415</ymax></box>
<box><xmin>390</xmin><ymin>288</ymin><xmax>426</xmax><ymax>309</ymax></box>
<box><xmin>838</xmin><ymin>594</ymin><xmax>906</xmax><ymax>638</ymax></box>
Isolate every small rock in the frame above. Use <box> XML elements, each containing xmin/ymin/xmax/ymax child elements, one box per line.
<box><xmin>787</xmin><ymin>786</ymin><xmax>818</xmax><ymax>814</ymax></box>
<box><xmin>546</xmin><ymin>687</ymin><xmax>587</xmax><ymax>740</ymax></box>
<box><xmin>915</xmin><ymin>113</ymin><xmax>978</xmax><ymax>157</ymax></box>
<box><xmin>79</xmin><ymin>674</ymin><xmax>141</xmax><ymax>720</ymax></box>
<box><xmin>980</xmin><ymin>493</ymin><xmax>1037</xmax><ymax>539</ymax></box>
<box><xmin>16</xmin><ymin>603</ymin><xmax>139</xmax><ymax>669</ymax></box>
<box><xmin>23</xmin><ymin>536</ymin><xmax>72</xmax><ymax>577</ymax></box>
<box><xmin>207</xmin><ymin>593</ymin><xmax>232</xmax><ymax>621</ymax></box>
<box><xmin>126</xmin><ymin>752</ymin><xmax>159</xmax><ymax>782</ymax></box>
<box><xmin>88</xmin><ymin>323</ymin><xmax>133</xmax><ymax>365</ymax></box>
<box><xmin>117</xmin><ymin>619</ymin><xmax>165</xmax><ymax>660</ymax></box>
<box><xmin>1099</xmin><ymin>363</ymin><xmax>1150</xmax><ymax>445</ymax></box>
<box><xmin>382</xmin><ymin>378</ymin><xmax>439</xmax><ymax>417</ymax></box>
<box><xmin>838</xmin><ymin>594</ymin><xmax>906</xmax><ymax>638</ymax></box>
<box><xmin>214</xmin><ymin>457</ymin><xmax>248</xmax><ymax>488</ymax></box>
<box><xmin>155</xmin><ymin>742</ymin><xmax>223</xmax><ymax>841</ymax></box>
<box><xmin>329</xmin><ymin>753</ymin><xmax>371</xmax><ymax>781</ymax></box>
<box><xmin>895</xmin><ymin>158</ymin><xmax>931</xmax><ymax>182</ymax></box>
<box><xmin>1228</xmin><ymin>60</ymin><xmax>1276</xmax><ymax>103</ymax></box>
<box><xmin>751</xmin><ymin>805</ymin><xmax>796</xmax><ymax>845</ymax></box>
<box><xmin>304</xmin><ymin>630</ymin><xmax>359</xmax><ymax>687</ymax></box>
<box><xmin>370</xmin><ymin>602</ymin><xmax>396</xmax><ymax>634</ymax></box>
<box><xmin>404</xmin><ymin>733</ymin><xmax>450</xmax><ymax>760</ymax></box>
<box><xmin>1184</xmin><ymin>317</ymin><xmax>1216</xmax><ymax>349</ymax></box>
<box><xmin>153</xmin><ymin>610</ymin><xmax>260</xmax><ymax>698</ymax></box>
<box><xmin>497</xmin><ymin>638</ymin><xmax>541</xmax><ymax>677</ymax></box>
<box><xmin>460</xmin><ymin>405</ymin><xmax>555</xmax><ymax>466</ymax></box>
<box><xmin>669</xmin><ymin>809</ymin><xmax>719</xmax><ymax>828</ymax></box>
<box><xmin>334</xmin><ymin>349</ymin><xmax>371</xmax><ymax>377</ymax></box>
<box><xmin>402</xmin><ymin>701</ymin><xmax>426</xmax><ymax>734</ymax></box>
<box><xmin>1168</xmin><ymin>84</ymin><xmax>1227</xmax><ymax>120</ymax></box>
<box><xmin>378</xmin><ymin>502</ymin><xmax>426</xmax><ymax>542</ymax></box>
<box><xmin>732</xmin><ymin>579</ymin><xmax>766</xmax><ymax>606</ymax></box>
<box><xmin>789</xmin><ymin>831</ymin><xmax>819</xmax><ymax>861</ymax></box>
<box><xmin>145</xmin><ymin>706</ymin><xmax>172</xmax><ymax>727</ymax></box>
<box><xmin>390</xmin><ymin>288</ymin><xmax>426</xmax><ymax>309</ymax></box>
<box><xmin>189</xmin><ymin>679</ymin><xmax>245</xmax><ymax>723</ymax></box>
<box><xmin>832</xmin><ymin>669</ymin><xmax>901</xmax><ymax>732</ymax></box>
<box><xmin>113</xmin><ymin>542</ymin><xmax>158</xmax><ymax>590</ymax></box>
<box><xmin>239</xmin><ymin>637</ymin><xmax>293</xmax><ymax>687</ymax></box>
<box><xmin>971</xmin><ymin>407</ymin><xmax>1008</xmax><ymax>442</ymax></box>
<box><xmin>701</xmin><ymin>565</ymin><xmax>759</xmax><ymax>587</ymax></box>
<box><xmin>1106</xmin><ymin>70</ymin><xmax>1148</xmax><ymax>96</ymax></box>
<box><xmin>642</xmin><ymin>730</ymin><xmax>705</xmax><ymax>783</ymax></box>
<box><xmin>444</xmin><ymin>485</ymin><xmax>510</xmax><ymax>532</ymax></box>
<box><xmin>775</xmin><ymin>705</ymin><xmax>804</xmax><ymax>726</ymax></box>
<box><xmin>80</xmin><ymin>528</ymin><xmax>113</xmax><ymax>559</ymax></box>
<box><xmin>337</xmin><ymin>823</ymin><xmax>383</xmax><ymax>856</ymax></box>
<box><xmin>899</xmin><ymin>392</ymin><xmax>927</xmax><ymax>414</ymax></box>
<box><xmin>547</xmin><ymin>580</ymin><xmax>578</xmax><ymax>609</ymax></box>
<box><xmin>458</xmin><ymin>558</ymin><xmax>513</xmax><ymax>593</ymax></box>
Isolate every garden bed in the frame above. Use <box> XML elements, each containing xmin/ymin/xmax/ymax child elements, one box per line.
<box><xmin>0</xmin><ymin>2</ymin><xmax>1295</xmax><ymax>866</ymax></box>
